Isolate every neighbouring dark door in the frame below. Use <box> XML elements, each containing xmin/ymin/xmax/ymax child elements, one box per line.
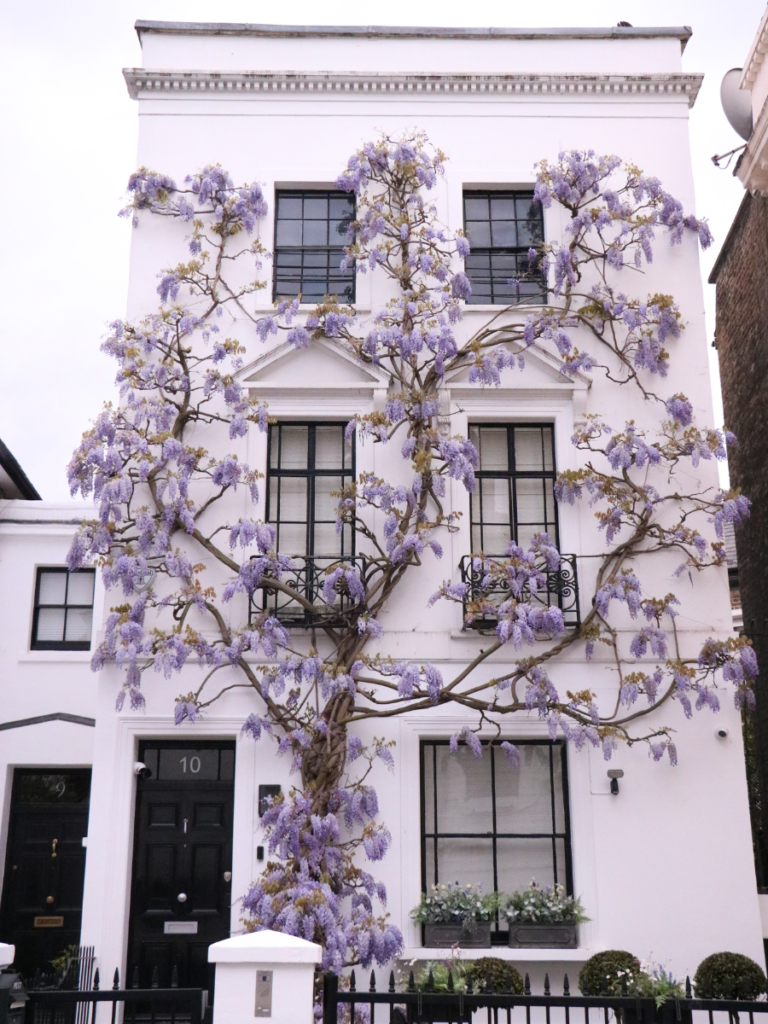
<box><xmin>0</xmin><ymin>769</ymin><xmax>91</xmax><ymax>979</ymax></box>
<box><xmin>127</xmin><ymin>741</ymin><xmax>235</xmax><ymax>994</ymax></box>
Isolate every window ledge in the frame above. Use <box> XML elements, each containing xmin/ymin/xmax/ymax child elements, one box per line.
<box><xmin>18</xmin><ymin>652</ymin><xmax>93</xmax><ymax>664</ymax></box>
<box><xmin>462</xmin><ymin>303</ymin><xmax>549</xmax><ymax>314</ymax></box>
<box><xmin>400</xmin><ymin>947</ymin><xmax>593</xmax><ymax>962</ymax></box>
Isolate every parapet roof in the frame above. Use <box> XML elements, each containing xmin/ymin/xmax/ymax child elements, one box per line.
<box><xmin>135</xmin><ymin>21</ymin><xmax>692</xmax><ymax>51</ymax></box>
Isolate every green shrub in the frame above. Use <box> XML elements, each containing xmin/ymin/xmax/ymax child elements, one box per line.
<box><xmin>414</xmin><ymin>957</ymin><xmax>523</xmax><ymax>994</ymax></box>
<box><xmin>693</xmin><ymin>952</ymin><xmax>766</xmax><ymax>999</ymax></box>
<box><xmin>465</xmin><ymin>958</ymin><xmax>524</xmax><ymax>994</ymax></box>
<box><xmin>578</xmin><ymin>951</ymin><xmax>641</xmax><ymax>995</ymax></box>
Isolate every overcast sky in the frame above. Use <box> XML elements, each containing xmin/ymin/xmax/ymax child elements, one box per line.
<box><xmin>0</xmin><ymin>0</ymin><xmax>763</xmax><ymax>499</ymax></box>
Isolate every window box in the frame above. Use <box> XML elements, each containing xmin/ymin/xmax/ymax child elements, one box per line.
<box><xmin>423</xmin><ymin>922</ymin><xmax>492</xmax><ymax>948</ymax></box>
<box><xmin>507</xmin><ymin>921</ymin><xmax>578</xmax><ymax>949</ymax></box>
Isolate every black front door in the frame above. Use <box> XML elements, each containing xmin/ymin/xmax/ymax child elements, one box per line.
<box><xmin>0</xmin><ymin>769</ymin><xmax>91</xmax><ymax>979</ymax></box>
<box><xmin>127</xmin><ymin>741</ymin><xmax>235</xmax><ymax>993</ymax></box>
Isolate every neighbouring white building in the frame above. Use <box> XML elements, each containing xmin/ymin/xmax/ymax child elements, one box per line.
<box><xmin>0</xmin><ymin>19</ymin><xmax>764</xmax><ymax>1000</ymax></box>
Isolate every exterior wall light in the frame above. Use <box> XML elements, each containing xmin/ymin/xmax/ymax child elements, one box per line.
<box><xmin>607</xmin><ymin>768</ymin><xmax>624</xmax><ymax>794</ymax></box>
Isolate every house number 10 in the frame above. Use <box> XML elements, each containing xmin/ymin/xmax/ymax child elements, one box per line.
<box><xmin>180</xmin><ymin>756</ymin><xmax>201</xmax><ymax>773</ymax></box>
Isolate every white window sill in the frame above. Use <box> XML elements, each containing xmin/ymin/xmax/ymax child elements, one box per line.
<box><xmin>400</xmin><ymin>947</ymin><xmax>592</xmax><ymax>962</ymax></box>
<box><xmin>18</xmin><ymin>652</ymin><xmax>93</xmax><ymax>664</ymax></box>
<box><xmin>462</xmin><ymin>303</ymin><xmax>549</xmax><ymax>314</ymax></box>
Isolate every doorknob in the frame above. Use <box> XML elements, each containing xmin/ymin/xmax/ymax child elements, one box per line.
<box><xmin>223</xmin><ymin>872</ymin><xmax>231</xmax><ymax>883</ymax></box>
<box><xmin>46</xmin><ymin>896</ymin><xmax>54</xmax><ymax>905</ymax></box>
<box><xmin>51</xmin><ymin>839</ymin><xmax>58</xmax><ymax>859</ymax></box>
<box><xmin>177</xmin><ymin>893</ymin><xmax>187</xmax><ymax>903</ymax></box>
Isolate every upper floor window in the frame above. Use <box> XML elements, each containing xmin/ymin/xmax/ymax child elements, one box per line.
<box><xmin>421</xmin><ymin>739</ymin><xmax>573</xmax><ymax>937</ymax></box>
<box><xmin>267</xmin><ymin>423</ymin><xmax>354</xmax><ymax>559</ymax></box>
<box><xmin>470</xmin><ymin>424</ymin><xmax>557</xmax><ymax>552</ymax></box>
<box><xmin>273</xmin><ymin>191</ymin><xmax>356</xmax><ymax>304</ymax></box>
<box><xmin>31</xmin><ymin>568</ymin><xmax>95</xmax><ymax>651</ymax></box>
<box><xmin>463</xmin><ymin>191</ymin><xmax>545</xmax><ymax>305</ymax></box>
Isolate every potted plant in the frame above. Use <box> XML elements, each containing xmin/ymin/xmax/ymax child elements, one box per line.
<box><xmin>411</xmin><ymin>883</ymin><xmax>499</xmax><ymax>947</ymax></box>
<box><xmin>693</xmin><ymin>952</ymin><xmax>767</xmax><ymax>999</ymax></box>
<box><xmin>503</xmin><ymin>880</ymin><xmax>587</xmax><ymax>948</ymax></box>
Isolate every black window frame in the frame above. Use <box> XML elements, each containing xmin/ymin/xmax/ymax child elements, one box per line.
<box><xmin>273</xmin><ymin>189</ymin><xmax>356</xmax><ymax>304</ymax></box>
<box><xmin>470</xmin><ymin>423</ymin><xmax>559</xmax><ymax>553</ymax></box>
<box><xmin>31</xmin><ymin>567</ymin><xmax>96</xmax><ymax>652</ymax></box>
<box><xmin>420</xmin><ymin>738</ymin><xmax>573</xmax><ymax>943</ymax></box>
<box><xmin>463</xmin><ymin>190</ymin><xmax>546</xmax><ymax>306</ymax></box>
<box><xmin>266</xmin><ymin>422</ymin><xmax>356</xmax><ymax>558</ymax></box>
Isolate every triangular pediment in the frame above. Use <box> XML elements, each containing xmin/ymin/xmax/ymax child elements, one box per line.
<box><xmin>240</xmin><ymin>338</ymin><xmax>390</xmax><ymax>389</ymax></box>
<box><xmin>446</xmin><ymin>343</ymin><xmax>590</xmax><ymax>390</ymax></box>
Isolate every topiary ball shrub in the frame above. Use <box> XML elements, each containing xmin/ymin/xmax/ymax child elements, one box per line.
<box><xmin>578</xmin><ymin>951</ymin><xmax>641</xmax><ymax>995</ymax></box>
<box><xmin>465</xmin><ymin>958</ymin><xmax>524</xmax><ymax>994</ymax></box>
<box><xmin>693</xmin><ymin>953</ymin><xmax>767</xmax><ymax>999</ymax></box>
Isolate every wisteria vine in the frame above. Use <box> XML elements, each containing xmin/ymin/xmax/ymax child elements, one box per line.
<box><xmin>67</xmin><ymin>137</ymin><xmax>754</xmax><ymax>970</ymax></box>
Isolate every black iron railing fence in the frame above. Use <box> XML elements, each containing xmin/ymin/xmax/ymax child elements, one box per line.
<box><xmin>323</xmin><ymin>969</ymin><xmax>766</xmax><ymax>1024</ymax></box>
<box><xmin>25</xmin><ymin>968</ymin><xmax>203</xmax><ymax>1024</ymax></box>
<box><xmin>459</xmin><ymin>553</ymin><xmax>580</xmax><ymax>633</ymax></box>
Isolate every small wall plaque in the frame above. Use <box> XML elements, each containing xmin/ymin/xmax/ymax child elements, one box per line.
<box><xmin>164</xmin><ymin>921</ymin><xmax>198</xmax><ymax>934</ymax></box>
<box><xmin>34</xmin><ymin>916</ymin><xmax>64</xmax><ymax>928</ymax></box>
<box><xmin>255</xmin><ymin>969</ymin><xmax>273</xmax><ymax>1017</ymax></box>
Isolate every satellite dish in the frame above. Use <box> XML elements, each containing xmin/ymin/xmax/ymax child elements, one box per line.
<box><xmin>721</xmin><ymin>68</ymin><xmax>753</xmax><ymax>141</ymax></box>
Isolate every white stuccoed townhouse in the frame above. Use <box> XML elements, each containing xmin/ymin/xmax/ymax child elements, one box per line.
<box><xmin>0</xmin><ymin>19</ymin><xmax>763</xmax><ymax>1002</ymax></box>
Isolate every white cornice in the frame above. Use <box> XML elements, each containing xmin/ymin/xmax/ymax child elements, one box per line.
<box><xmin>123</xmin><ymin>68</ymin><xmax>703</xmax><ymax>107</ymax></box>
<box><xmin>737</xmin><ymin>87</ymin><xmax>768</xmax><ymax>194</ymax></box>
<box><xmin>741</xmin><ymin>6</ymin><xmax>768</xmax><ymax>89</ymax></box>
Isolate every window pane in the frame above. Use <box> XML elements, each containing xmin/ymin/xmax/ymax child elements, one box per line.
<box><xmin>481</xmin><ymin>525</ymin><xmax>511</xmax><ymax>554</ymax></box>
<box><xmin>515</xmin><ymin>428</ymin><xmax>545</xmax><ymax>471</ymax></box>
<box><xmin>277</xmin><ymin>478</ymin><xmax>308</xmax><ymax>521</ymax></box>
<box><xmin>465</xmin><ymin>197</ymin><xmax>489</xmax><ymax>220</ymax></box>
<box><xmin>39</xmin><ymin>572</ymin><xmax>66</xmax><ymax>605</ymax></box>
<box><xmin>545</xmin><ymin>479</ymin><xmax>556</xmax><ymax>522</ymax></box>
<box><xmin>480</xmin><ymin>479</ymin><xmax>510</xmax><ymax>524</ymax></box>
<box><xmin>466</xmin><ymin>222</ymin><xmax>491</xmax><ymax>247</ymax></box>
<box><xmin>313</xmin><ymin>523</ymin><xmax>341</xmax><ymax>556</ymax></box>
<box><xmin>495</xmin><ymin>745</ymin><xmax>555</xmax><ymax>833</ymax></box>
<box><xmin>471</xmin><ymin>524</ymin><xmax>482</xmax><ymax>552</ymax></box>
<box><xmin>67</xmin><ymin>572</ymin><xmax>95</xmax><ymax>605</ymax></box>
<box><xmin>423</xmin><ymin>746</ymin><xmax>436</xmax><ymax>833</ymax></box>
<box><xmin>490</xmin><ymin>198</ymin><xmax>516</xmax><ymax>219</ymax></box>
<box><xmin>277</xmin><ymin>522</ymin><xmax>307</xmax><ymax>555</ymax></box>
<box><xmin>492</xmin><ymin>221</ymin><xmax>517</xmax><ymax>246</ymax></box>
<box><xmin>268</xmin><ymin>477</ymin><xmax>279</xmax><ymax>523</ymax></box>
<box><xmin>315</xmin><ymin>427</ymin><xmax>344</xmax><ymax>469</ymax></box>
<box><xmin>476</xmin><ymin>428</ymin><xmax>508</xmax><ymax>471</ymax></box>
<box><xmin>65</xmin><ymin>608</ymin><xmax>93</xmax><ymax>642</ymax></box>
<box><xmin>278</xmin><ymin>196</ymin><xmax>303</xmax><ymax>219</ymax></box>
<box><xmin>516</xmin><ymin>479</ymin><xmax>546</xmax><ymax>525</ymax></box>
<box><xmin>542</xmin><ymin>427</ymin><xmax>554</xmax><ymax>470</ymax></box>
<box><xmin>315</xmin><ymin>476</ymin><xmax>342</xmax><ymax>520</ymax></box>
<box><xmin>516</xmin><ymin>524</ymin><xmax>538</xmax><ymax>550</ymax></box>
<box><xmin>37</xmin><ymin>607</ymin><xmax>65</xmax><ymax>641</ymax></box>
<box><xmin>436</xmin><ymin>838</ymin><xmax>495</xmax><ymax>891</ymax></box>
<box><xmin>304</xmin><ymin>196</ymin><xmax>328</xmax><ymax>219</ymax></box>
<box><xmin>276</xmin><ymin>220</ymin><xmax>303</xmax><ymax>246</ymax></box>
<box><xmin>279</xmin><ymin>426</ymin><xmax>308</xmax><ymax>469</ymax></box>
<box><xmin>330</xmin><ymin>196</ymin><xmax>354</xmax><ymax>219</ymax></box>
<box><xmin>496</xmin><ymin>838</ymin><xmax>556</xmax><ymax>892</ymax></box>
<box><xmin>434</xmin><ymin>745</ymin><xmax>493</xmax><ymax>832</ymax></box>
<box><xmin>303</xmin><ymin>221</ymin><xmax>328</xmax><ymax>246</ymax></box>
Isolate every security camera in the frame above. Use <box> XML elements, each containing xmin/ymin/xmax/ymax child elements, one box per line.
<box><xmin>133</xmin><ymin>762</ymin><xmax>152</xmax><ymax>778</ymax></box>
<box><xmin>715</xmin><ymin>728</ymin><xmax>729</xmax><ymax>741</ymax></box>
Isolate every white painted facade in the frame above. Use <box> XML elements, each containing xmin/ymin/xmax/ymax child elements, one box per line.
<box><xmin>0</xmin><ymin>21</ymin><xmax>763</xmax><ymax>993</ymax></box>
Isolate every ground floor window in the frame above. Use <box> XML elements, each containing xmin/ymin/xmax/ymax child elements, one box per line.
<box><xmin>420</xmin><ymin>739</ymin><xmax>572</xmax><ymax>936</ymax></box>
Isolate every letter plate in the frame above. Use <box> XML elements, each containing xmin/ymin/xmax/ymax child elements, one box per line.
<box><xmin>34</xmin><ymin>916</ymin><xmax>64</xmax><ymax>928</ymax></box>
<box><xmin>255</xmin><ymin>969</ymin><xmax>273</xmax><ymax>1017</ymax></box>
<box><xmin>164</xmin><ymin>921</ymin><xmax>198</xmax><ymax>934</ymax></box>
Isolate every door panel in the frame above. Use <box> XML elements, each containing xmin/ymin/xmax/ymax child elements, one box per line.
<box><xmin>0</xmin><ymin>769</ymin><xmax>91</xmax><ymax>980</ymax></box>
<box><xmin>127</xmin><ymin>742</ymin><xmax>235</xmax><ymax>993</ymax></box>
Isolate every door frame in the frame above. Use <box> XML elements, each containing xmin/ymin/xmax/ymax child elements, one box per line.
<box><xmin>79</xmin><ymin>717</ymin><xmax>260</xmax><ymax>987</ymax></box>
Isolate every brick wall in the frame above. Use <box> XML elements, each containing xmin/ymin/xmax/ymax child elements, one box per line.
<box><xmin>713</xmin><ymin>191</ymin><xmax>768</xmax><ymax>884</ymax></box>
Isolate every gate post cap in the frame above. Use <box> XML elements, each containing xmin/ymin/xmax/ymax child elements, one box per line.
<box><xmin>208</xmin><ymin>930</ymin><xmax>322</xmax><ymax>964</ymax></box>
<box><xmin>0</xmin><ymin>944</ymin><xmax>14</xmax><ymax>967</ymax></box>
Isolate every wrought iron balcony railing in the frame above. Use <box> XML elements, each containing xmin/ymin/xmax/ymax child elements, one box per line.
<box><xmin>459</xmin><ymin>552</ymin><xmax>580</xmax><ymax>633</ymax></box>
<box><xmin>249</xmin><ymin>555</ymin><xmax>365</xmax><ymax>628</ymax></box>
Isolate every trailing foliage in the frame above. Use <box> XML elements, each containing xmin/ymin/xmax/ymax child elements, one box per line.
<box><xmin>68</xmin><ymin>134</ymin><xmax>752</xmax><ymax>971</ymax></box>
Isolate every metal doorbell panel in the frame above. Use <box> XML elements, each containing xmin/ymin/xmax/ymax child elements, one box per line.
<box><xmin>255</xmin><ymin>969</ymin><xmax>273</xmax><ymax>1017</ymax></box>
